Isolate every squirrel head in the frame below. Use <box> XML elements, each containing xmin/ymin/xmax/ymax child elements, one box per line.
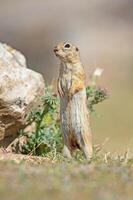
<box><xmin>54</xmin><ymin>42</ymin><xmax>80</xmax><ymax>64</ymax></box>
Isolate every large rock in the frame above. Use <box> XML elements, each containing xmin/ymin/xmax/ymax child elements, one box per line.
<box><xmin>0</xmin><ymin>43</ymin><xmax>45</xmax><ymax>147</ymax></box>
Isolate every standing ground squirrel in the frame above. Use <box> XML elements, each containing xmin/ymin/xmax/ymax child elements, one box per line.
<box><xmin>54</xmin><ymin>42</ymin><xmax>93</xmax><ymax>159</ymax></box>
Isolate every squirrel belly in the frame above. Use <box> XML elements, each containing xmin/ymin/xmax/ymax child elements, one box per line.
<box><xmin>60</xmin><ymin>88</ymin><xmax>92</xmax><ymax>152</ymax></box>
<box><xmin>54</xmin><ymin>42</ymin><xmax>93</xmax><ymax>159</ymax></box>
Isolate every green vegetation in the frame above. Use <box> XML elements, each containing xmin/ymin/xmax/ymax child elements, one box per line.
<box><xmin>86</xmin><ymin>86</ymin><xmax>108</xmax><ymax>112</ymax></box>
<box><xmin>23</xmin><ymin>85</ymin><xmax>62</xmax><ymax>158</ymax></box>
<box><xmin>21</xmin><ymin>84</ymin><xmax>108</xmax><ymax>158</ymax></box>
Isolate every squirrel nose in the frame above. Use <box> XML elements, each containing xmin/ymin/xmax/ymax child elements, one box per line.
<box><xmin>54</xmin><ymin>46</ymin><xmax>58</xmax><ymax>52</ymax></box>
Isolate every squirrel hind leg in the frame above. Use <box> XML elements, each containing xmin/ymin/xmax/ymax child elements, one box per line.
<box><xmin>63</xmin><ymin>145</ymin><xmax>72</xmax><ymax>159</ymax></box>
<box><xmin>81</xmin><ymin>144</ymin><xmax>93</xmax><ymax>160</ymax></box>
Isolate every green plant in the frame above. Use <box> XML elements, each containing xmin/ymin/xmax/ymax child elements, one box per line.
<box><xmin>86</xmin><ymin>86</ymin><xmax>108</xmax><ymax>112</ymax></box>
<box><xmin>22</xmin><ymin>68</ymin><xmax>108</xmax><ymax>157</ymax></box>
<box><xmin>23</xmin><ymin>86</ymin><xmax>62</xmax><ymax>157</ymax></box>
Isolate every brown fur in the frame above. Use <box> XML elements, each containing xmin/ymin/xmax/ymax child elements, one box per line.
<box><xmin>54</xmin><ymin>42</ymin><xmax>93</xmax><ymax>159</ymax></box>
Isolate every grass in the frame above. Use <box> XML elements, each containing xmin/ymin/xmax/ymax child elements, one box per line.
<box><xmin>0</xmin><ymin>153</ymin><xmax>133</xmax><ymax>200</ymax></box>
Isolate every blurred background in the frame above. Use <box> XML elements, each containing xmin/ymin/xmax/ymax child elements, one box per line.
<box><xmin>0</xmin><ymin>0</ymin><xmax>133</xmax><ymax>154</ymax></box>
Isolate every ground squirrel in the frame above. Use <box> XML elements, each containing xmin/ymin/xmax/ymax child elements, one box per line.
<box><xmin>54</xmin><ymin>42</ymin><xmax>93</xmax><ymax>159</ymax></box>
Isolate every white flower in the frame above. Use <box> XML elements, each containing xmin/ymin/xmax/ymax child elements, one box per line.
<box><xmin>93</xmin><ymin>68</ymin><xmax>104</xmax><ymax>77</ymax></box>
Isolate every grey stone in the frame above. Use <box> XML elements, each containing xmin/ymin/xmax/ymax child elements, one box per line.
<box><xmin>0</xmin><ymin>43</ymin><xmax>45</xmax><ymax>147</ymax></box>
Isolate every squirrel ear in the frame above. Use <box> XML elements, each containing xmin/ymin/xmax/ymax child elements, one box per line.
<box><xmin>76</xmin><ymin>47</ymin><xmax>79</xmax><ymax>51</ymax></box>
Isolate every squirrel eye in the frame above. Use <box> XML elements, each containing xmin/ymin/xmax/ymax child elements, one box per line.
<box><xmin>76</xmin><ymin>47</ymin><xmax>79</xmax><ymax>51</ymax></box>
<box><xmin>64</xmin><ymin>43</ymin><xmax>70</xmax><ymax>48</ymax></box>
